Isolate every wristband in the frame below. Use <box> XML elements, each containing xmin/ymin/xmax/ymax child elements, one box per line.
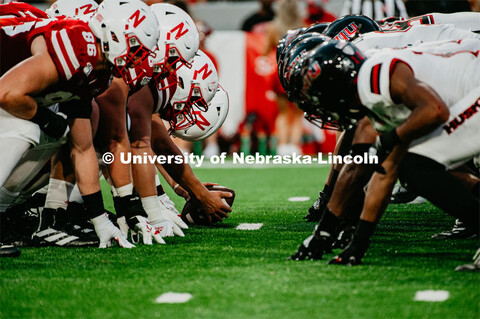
<box><xmin>379</xmin><ymin>129</ymin><xmax>401</xmax><ymax>153</ymax></box>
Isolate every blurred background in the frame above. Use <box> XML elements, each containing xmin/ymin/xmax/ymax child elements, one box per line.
<box><xmin>6</xmin><ymin>0</ymin><xmax>480</xmax><ymax>157</ymax></box>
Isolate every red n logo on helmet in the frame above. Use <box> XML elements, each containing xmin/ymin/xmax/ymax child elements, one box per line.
<box><xmin>76</xmin><ymin>4</ymin><xmax>96</xmax><ymax>16</ymax></box>
<box><xmin>169</xmin><ymin>22</ymin><xmax>188</xmax><ymax>40</ymax></box>
<box><xmin>193</xmin><ymin>111</ymin><xmax>211</xmax><ymax>131</ymax></box>
<box><xmin>129</xmin><ymin>10</ymin><xmax>146</xmax><ymax>28</ymax></box>
<box><xmin>193</xmin><ymin>64</ymin><xmax>212</xmax><ymax>80</ymax></box>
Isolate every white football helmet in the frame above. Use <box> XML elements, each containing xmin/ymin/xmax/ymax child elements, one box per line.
<box><xmin>167</xmin><ymin>50</ymin><xmax>218</xmax><ymax>133</ymax></box>
<box><xmin>150</xmin><ymin>3</ymin><xmax>199</xmax><ymax>89</ymax></box>
<box><xmin>46</xmin><ymin>0</ymin><xmax>98</xmax><ymax>18</ymax></box>
<box><xmin>88</xmin><ymin>0</ymin><xmax>160</xmax><ymax>85</ymax></box>
<box><xmin>172</xmin><ymin>85</ymin><xmax>229</xmax><ymax>141</ymax></box>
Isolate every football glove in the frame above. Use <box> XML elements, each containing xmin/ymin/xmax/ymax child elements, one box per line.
<box><xmin>90</xmin><ymin>213</ymin><xmax>134</xmax><ymax>248</ymax></box>
<box><xmin>328</xmin><ymin>239</ymin><xmax>370</xmax><ymax>266</ymax></box>
<box><xmin>127</xmin><ymin>215</ymin><xmax>165</xmax><ymax>245</ymax></box>
<box><xmin>158</xmin><ymin>196</ymin><xmax>188</xmax><ymax>232</ymax></box>
<box><xmin>289</xmin><ymin>232</ymin><xmax>333</xmax><ymax>261</ymax></box>
<box><xmin>303</xmin><ymin>191</ymin><xmax>328</xmax><ymax>222</ymax></box>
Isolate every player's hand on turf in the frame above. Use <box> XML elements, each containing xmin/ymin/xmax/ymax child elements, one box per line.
<box><xmin>198</xmin><ymin>190</ymin><xmax>232</xmax><ymax>223</ymax></box>
<box><xmin>328</xmin><ymin>241</ymin><xmax>368</xmax><ymax>266</ymax></box>
<box><xmin>289</xmin><ymin>233</ymin><xmax>332</xmax><ymax>260</ymax></box>
<box><xmin>91</xmin><ymin>213</ymin><xmax>135</xmax><ymax>248</ymax></box>
<box><xmin>127</xmin><ymin>215</ymin><xmax>166</xmax><ymax>245</ymax></box>
<box><xmin>150</xmin><ymin>204</ymin><xmax>187</xmax><ymax>237</ymax></box>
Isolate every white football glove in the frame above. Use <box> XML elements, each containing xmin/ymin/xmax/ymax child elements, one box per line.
<box><xmin>128</xmin><ymin>215</ymin><xmax>166</xmax><ymax>245</ymax></box>
<box><xmin>91</xmin><ymin>213</ymin><xmax>135</xmax><ymax>249</ymax></box>
<box><xmin>158</xmin><ymin>193</ymin><xmax>178</xmax><ymax>213</ymax></box>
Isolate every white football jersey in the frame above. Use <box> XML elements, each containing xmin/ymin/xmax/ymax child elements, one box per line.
<box><xmin>357</xmin><ymin>39</ymin><xmax>480</xmax><ymax>133</ymax></box>
<box><xmin>354</xmin><ymin>24</ymin><xmax>480</xmax><ymax>52</ymax></box>
<box><xmin>389</xmin><ymin>12</ymin><xmax>480</xmax><ymax>33</ymax></box>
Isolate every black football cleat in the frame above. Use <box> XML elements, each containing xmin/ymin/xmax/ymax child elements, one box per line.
<box><xmin>0</xmin><ymin>244</ymin><xmax>21</xmax><ymax>257</ymax></box>
<box><xmin>289</xmin><ymin>233</ymin><xmax>333</xmax><ymax>261</ymax></box>
<box><xmin>432</xmin><ymin>219</ymin><xmax>478</xmax><ymax>240</ymax></box>
<box><xmin>331</xmin><ymin>225</ymin><xmax>356</xmax><ymax>249</ymax></box>
<box><xmin>455</xmin><ymin>248</ymin><xmax>480</xmax><ymax>272</ymax></box>
<box><xmin>32</xmin><ymin>208</ymin><xmax>98</xmax><ymax>247</ymax></box>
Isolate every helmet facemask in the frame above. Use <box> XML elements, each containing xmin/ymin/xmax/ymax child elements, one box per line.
<box><xmin>112</xmin><ymin>35</ymin><xmax>156</xmax><ymax>85</ymax></box>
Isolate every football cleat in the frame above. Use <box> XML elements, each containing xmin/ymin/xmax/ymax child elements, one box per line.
<box><xmin>390</xmin><ymin>184</ymin><xmax>426</xmax><ymax>204</ymax></box>
<box><xmin>0</xmin><ymin>244</ymin><xmax>21</xmax><ymax>258</ymax></box>
<box><xmin>432</xmin><ymin>219</ymin><xmax>478</xmax><ymax>239</ymax></box>
<box><xmin>289</xmin><ymin>233</ymin><xmax>333</xmax><ymax>261</ymax></box>
<box><xmin>455</xmin><ymin>248</ymin><xmax>480</xmax><ymax>272</ymax></box>
<box><xmin>303</xmin><ymin>191</ymin><xmax>328</xmax><ymax>222</ymax></box>
<box><xmin>331</xmin><ymin>225</ymin><xmax>356</xmax><ymax>249</ymax></box>
<box><xmin>32</xmin><ymin>208</ymin><xmax>99</xmax><ymax>247</ymax></box>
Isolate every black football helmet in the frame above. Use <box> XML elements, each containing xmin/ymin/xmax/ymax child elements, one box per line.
<box><xmin>299</xmin><ymin>40</ymin><xmax>366</xmax><ymax>129</ymax></box>
<box><xmin>278</xmin><ymin>32</ymin><xmax>322</xmax><ymax>91</ymax></box>
<box><xmin>302</xmin><ymin>22</ymin><xmax>330</xmax><ymax>36</ymax></box>
<box><xmin>282</xmin><ymin>35</ymin><xmax>330</xmax><ymax>103</ymax></box>
<box><xmin>323</xmin><ymin>14</ymin><xmax>380</xmax><ymax>41</ymax></box>
<box><xmin>276</xmin><ymin>27</ymin><xmax>306</xmax><ymax>63</ymax></box>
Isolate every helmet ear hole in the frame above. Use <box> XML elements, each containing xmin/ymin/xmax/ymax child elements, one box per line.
<box><xmin>111</xmin><ymin>32</ymin><xmax>119</xmax><ymax>43</ymax></box>
<box><xmin>178</xmin><ymin>76</ymin><xmax>184</xmax><ymax>89</ymax></box>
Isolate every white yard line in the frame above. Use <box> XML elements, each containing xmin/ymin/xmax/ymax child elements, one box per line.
<box><xmin>414</xmin><ymin>290</ymin><xmax>450</xmax><ymax>302</ymax></box>
<box><xmin>155</xmin><ymin>292</ymin><xmax>192</xmax><ymax>304</ymax></box>
<box><xmin>236</xmin><ymin>223</ymin><xmax>263</xmax><ymax>230</ymax></box>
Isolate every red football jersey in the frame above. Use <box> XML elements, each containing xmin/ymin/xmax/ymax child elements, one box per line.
<box><xmin>0</xmin><ymin>2</ymin><xmax>47</xmax><ymax>27</ymax></box>
<box><xmin>1</xmin><ymin>18</ymin><xmax>111</xmax><ymax>107</ymax></box>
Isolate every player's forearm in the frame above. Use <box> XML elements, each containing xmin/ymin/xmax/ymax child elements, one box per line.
<box><xmin>0</xmin><ymin>92</ymin><xmax>38</xmax><ymax>119</ymax></box>
<box><xmin>327</xmin><ymin>162</ymin><xmax>373</xmax><ymax>218</ymax></box>
<box><xmin>155</xmin><ymin>164</ymin><xmax>177</xmax><ymax>190</ymax></box>
<box><xmin>360</xmin><ymin>144</ymin><xmax>408</xmax><ymax>223</ymax></box>
<box><xmin>397</xmin><ymin>97</ymin><xmax>449</xmax><ymax>143</ymax></box>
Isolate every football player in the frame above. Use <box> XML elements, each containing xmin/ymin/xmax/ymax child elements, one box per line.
<box><xmin>0</xmin><ymin>0</ymin><xmax>159</xmax><ymax>248</ymax></box>
<box><xmin>290</xmin><ymin>38</ymin><xmax>480</xmax><ymax>265</ymax></box>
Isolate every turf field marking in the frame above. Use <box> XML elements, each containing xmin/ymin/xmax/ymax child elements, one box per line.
<box><xmin>288</xmin><ymin>196</ymin><xmax>310</xmax><ymax>202</ymax></box>
<box><xmin>155</xmin><ymin>292</ymin><xmax>192</xmax><ymax>304</ymax></box>
<box><xmin>236</xmin><ymin>223</ymin><xmax>263</xmax><ymax>230</ymax></box>
<box><xmin>414</xmin><ymin>290</ymin><xmax>449</xmax><ymax>302</ymax></box>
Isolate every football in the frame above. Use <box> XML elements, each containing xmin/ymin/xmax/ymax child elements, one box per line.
<box><xmin>181</xmin><ymin>185</ymin><xmax>236</xmax><ymax>225</ymax></box>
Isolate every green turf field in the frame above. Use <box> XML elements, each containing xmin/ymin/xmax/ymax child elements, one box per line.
<box><xmin>1</xmin><ymin>166</ymin><xmax>479</xmax><ymax>318</ymax></box>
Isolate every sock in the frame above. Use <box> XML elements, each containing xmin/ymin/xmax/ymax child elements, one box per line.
<box><xmin>69</xmin><ymin>184</ymin><xmax>84</xmax><ymax>204</ymax></box>
<box><xmin>155</xmin><ymin>174</ymin><xmax>165</xmax><ymax>195</ymax></box>
<box><xmin>82</xmin><ymin>191</ymin><xmax>104</xmax><ymax>219</ymax></box>
<box><xmin>315</xmin><ymin>208</ymin><xmax>341</xmax><ymax>237</ymax></box>
<box><xmin>36</xmin><ymin>185</ymin><xmax>49</xmax><ymax>195</ymax></box>
<box><xmin>44</xmin><ymin>179</ymin><xmax>74</xmax><ymax>210</ymax></box>
<box><xmin>115</xmin><ymin>183</ymin><xmax>133</xmax><ymax>197</ymax></box>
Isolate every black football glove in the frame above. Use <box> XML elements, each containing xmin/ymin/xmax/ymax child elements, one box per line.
<box><xmin>289</xmin><ymin>232</ymin><xmax>333</xmax><ymax>261</ymax></box>
<box><xmin>303</xmin><ymin>191</ymin><xmax>328</xmax><ymax>222</ymax></box>
<box><xmin>328</xmin><ymin>238</ymin><xmax>370</xmax><ymax>266</ymax></box>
